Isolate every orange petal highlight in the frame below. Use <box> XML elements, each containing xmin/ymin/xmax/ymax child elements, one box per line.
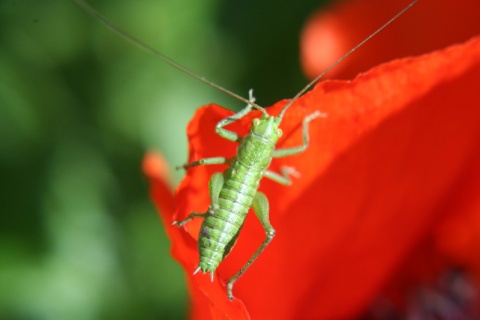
<box><xmin>301</xmin><ymin>0</ymin><xmax>480</xmax><ymax>80</ymax></box>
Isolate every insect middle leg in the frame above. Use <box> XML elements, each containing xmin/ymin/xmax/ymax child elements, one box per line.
<box><xmin>177</xmin><ymin>157</ymin><xmax>227</xmax><ymax>170</ymax></box>
<box><xmin>263</xmin><ymin>166</ymin><xmax>300</xmax><ymax>186</ymax></box>
<box><xmin>226</xmin><ymin>191</ymin><xmax>275</xmax><ymax>300</ymax></box>
<box><xmin>172</xmin><ymin>172</ymin><xmax>224</xmax><ymax>226</ymax></box>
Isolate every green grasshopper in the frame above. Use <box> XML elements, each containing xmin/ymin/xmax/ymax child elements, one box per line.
<box><xmin>173</xmin><ymin>90</ymin><xmax>323</xmax><ymax>300</ymax></box>
<box><xmin>73</xmin><ymin>0</ymin><xmax>418</xmax><ymax>301</ymax></box>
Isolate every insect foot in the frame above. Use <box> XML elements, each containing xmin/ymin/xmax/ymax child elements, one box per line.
<box><xmin>280</xmin><ymin>166</ymin><xmax>301</xmax><ymax>179</ymax></box>
<box><xmin>171</xmin><ymin>211</ymin><xmax>207</xmax><ymax>226</ymax></box>
<box><xmin>308</xmin><ymin>110</ymin><xmax>328</xmax><ymax>122</ymax></box>
<box><xmin>227</xmin><ymin>281</ymin><xmax>235</xmax><ymax>301</ymax></box>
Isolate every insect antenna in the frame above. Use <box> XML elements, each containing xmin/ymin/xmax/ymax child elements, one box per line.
<box><xmin>277</xmin><ymin>0</ymin><xmax>419</xmax><ymax>120</ymax></box>
<box><xmin>72</xmin><ymin>0</ymin><xmax>267</xmax><ymax>114</ymax></box>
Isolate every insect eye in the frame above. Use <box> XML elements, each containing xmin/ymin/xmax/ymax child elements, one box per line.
<box><xmin>253</xmin><ymin>118</ymin><xmax>260</xmax><ymax>126</ymax></box>
<box><xmin>277</xmin><ymin>129</ymin><xmax>283</xmax><ymax>137</ymax></box>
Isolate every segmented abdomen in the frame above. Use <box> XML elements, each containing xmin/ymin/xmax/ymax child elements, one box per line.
<box><xmin>197</xmin><ymin>135</ymin><xmax>274</xmax><ymax>272</ymax></box>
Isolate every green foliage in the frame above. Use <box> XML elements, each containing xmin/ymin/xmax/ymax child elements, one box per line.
<box><xmin>0</xmin><ymin>0</ymin><xmax>327</xmax><ymax>318</ymax></box>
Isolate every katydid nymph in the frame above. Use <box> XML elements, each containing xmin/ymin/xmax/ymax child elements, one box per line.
<box><xmin>73</xmin><ymin>0</ymin><xmax>418</xmax><ymax>301</ymax></box>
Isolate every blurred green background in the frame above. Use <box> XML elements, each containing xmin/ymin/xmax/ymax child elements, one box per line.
<box><xmin>0</xmin><ymin>0</ymin><xmax>326</xmax><ymax>319</ymax></box>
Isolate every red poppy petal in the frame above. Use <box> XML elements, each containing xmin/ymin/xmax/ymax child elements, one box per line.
<box><xmin>143</xmin><ymin>153</ymin><xmax>247</xmax><ymax>318</ymax></box>
<box><xmin>143</xmin><ymin>151</ymin><xmax>175</xmax><ymax>225</ymax></box>
<box><xmin>143</xmin><ymin>152</ymin><xmax>196</xmax><ymax>279</ymax></box>
<box><xmin>434</xmin><ymin>154</ymin><xmax>480</xmax><ymax>280</ymax></box>
<box><xmin>148</xmin><ymin>36</ymin><xmax>480</xmax><ymax>318</ymax></box>
<box><xmin>301</xmin><ymin>0</ymin><xmax>480</xmax><ymax>80</ymax></box>
<box><xmin>255</xmin><ymin>37</ymin><xmax>480</xmax><ymax>318</ymax></box>
<box><xmin>168</xmin><ymin>107</ymin><xmax>251</xmax><ymax>319</ymax></box>
<box><xmin>235</xmin><ymin>37</ymin><xmax>480</xmax><ymax>318</ymax></box>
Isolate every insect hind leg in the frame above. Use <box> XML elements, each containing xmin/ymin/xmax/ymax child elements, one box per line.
<box><xmin>226</xmin><ymin>191</ymin><xmax>275</xmax><ymax>300</ymax></box>
<box><xmin>172</xmin><ymin>211</ymin><xmax>207</xmax><ymax>227</ymax></box>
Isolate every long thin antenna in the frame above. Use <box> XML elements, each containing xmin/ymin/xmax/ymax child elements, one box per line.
<box><xmin>72</xmin><ymin>0</ymin><xmax>266</xmax><ymax>112</ymax></box>
<box><xmin>278</xmin><ymin>0</ymin><xmax>418</xmax><ymax>120</ymax></box>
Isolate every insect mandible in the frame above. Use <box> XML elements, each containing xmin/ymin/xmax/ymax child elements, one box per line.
<box><xmin>73</xmin><ymin>0</ymin><xmax>418</xmax><ymax>301</ymax></box>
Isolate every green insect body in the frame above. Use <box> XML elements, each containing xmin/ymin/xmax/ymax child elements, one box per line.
<box><xmin>73</xmin><ymin>0</ymin><xmax>418</xmax><ymax>302</ymax></box>
<box><xmin>196</xmin><ymin>119</ymin><xmax>278</xmax><ymax>273</ymax></box>
<box><xmin>173</xmin><ymin>92</ymin><xmax>321</xmax><ymax>299</ymax></box>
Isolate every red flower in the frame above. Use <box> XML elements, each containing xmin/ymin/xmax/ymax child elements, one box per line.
<box><xmin>145</xmin><ymin>34</ymin><xmax>480</xmax><ymax>319</ymax></box>
<box><xmin>301</xmin><ymin>0</ymin><xmax>480</xmax><ymax>80</ymax></box>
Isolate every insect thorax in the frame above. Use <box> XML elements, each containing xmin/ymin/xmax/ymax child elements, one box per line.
<box><xmin>236</xmin><ymin>134</ymin><xmax>276</xmax><ymax>170</ymax></box>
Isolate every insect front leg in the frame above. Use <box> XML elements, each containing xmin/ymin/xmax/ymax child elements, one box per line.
<box><xmin>172</xmin><ymin>172</ymin><xmax>224</xmax><ymax>226</ymax></box>
<box><xmin>215</xmin><ymin>90</ymin><xmax>257</xmax><ymax>142</ymax></box>
<box><xmin>226</xmin><ymin>191</ymin><xmax>275</xmax><ymax>301</ymax></box>
<box><xmin>178</xmin><ymin>92</ymin><xmax>256</xmax><ymax>170</ymax></box>
<box><xmin>272</xmin><ymin>111</ymin><xmax>326</xmax><ymax>158</ymax></box>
